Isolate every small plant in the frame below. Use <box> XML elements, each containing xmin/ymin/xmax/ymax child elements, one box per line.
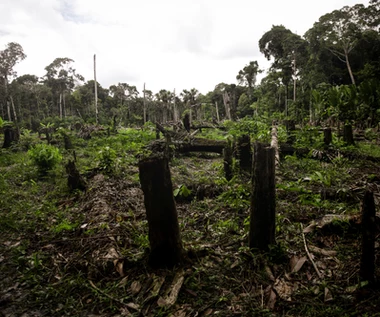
<box><xmin>97</xmin><ymin>146</ymin><xmax>117</xmax><ymax>174</ymax></box>
<box><xmin>19</xmin><ymin>128</ymin><xmax>37</xmax><ymax>150</ymax></box>
<box><xmin>173</xmin><ymin>184</ymin><xmax>192</xmax><ymax>198</ymax></box>
<box><xmin>28</xmin><ymin>143</ymin><xmax>62</xmax><ymax>174</ymax></box>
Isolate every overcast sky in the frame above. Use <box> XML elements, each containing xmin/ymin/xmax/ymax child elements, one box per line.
<box><xmin>0</xmin><ymin>0</ymin><xmax>370</xmax><ymax>95</ymax></box>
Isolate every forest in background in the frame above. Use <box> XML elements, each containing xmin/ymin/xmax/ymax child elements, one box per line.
<box><xmin>1</xmin><ymin>1</ymin><xmax>380</xmax><ymax>317</ymax></box>
<box><xmin>0</xmin><ymin>0</ymin><xmax>379</xmax><ymax>131</ymax></box>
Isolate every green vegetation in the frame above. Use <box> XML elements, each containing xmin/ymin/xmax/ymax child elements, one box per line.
<box><xmin>28</xmin><ymin>143</ymin><xmax>62</xmax><ymax>174</ymax></box>
<box><xmin>1</xmin><ymin>1</ymin><xmax>380</xmax><ymax>316</ymax></box>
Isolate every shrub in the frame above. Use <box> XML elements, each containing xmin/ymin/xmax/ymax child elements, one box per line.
<box><xmin>97</xmin><ymin>146</ymin><xmax>117</xmax><ymax>174</ymax></box>
<box><xmin>28</xmin><ymin>143</ymin><xmax>62</xmax><ymax>173</ymax></box>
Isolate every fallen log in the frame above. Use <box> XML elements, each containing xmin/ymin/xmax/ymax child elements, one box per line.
<box><xmin>147</xmin><ymin>138</ymin><xmax>227</xmax><ymax>154</ymax></box>
<box><xmin>174</xmin><ymin>138</ymin><xmax>227</xmax><ymax>154</ymax></box>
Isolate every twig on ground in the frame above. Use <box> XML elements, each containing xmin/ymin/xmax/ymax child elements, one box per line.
<box><xmin>301</xmin><ymin>224</ymin><xmax>323</xmax><ymax>279</ymax></box>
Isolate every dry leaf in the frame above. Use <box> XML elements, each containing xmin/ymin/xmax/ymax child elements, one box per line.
<box><xmin>118</xmin><ymin>276</ymin><xmax>128</xmax><ymax>287</ymax></box>
<box><xmin>125</xmin><ymin>302</ymin><xmax>140</xmax><ymax>311</ymax></box>
<box><xmin>230</xmin><ymin>259</ymin><xmax>240</xmax><ymax>269</ymax></box>
<box><xmin>324</xmin><ymin>287</ymin><xmax>333</xmax><ymax>302</ymax></box>
<box><xmin>303</xmin><ymin>223</ymin><xmax>316</xmax><ymax>233</ymax></box>
<box><xmin>266</xmin><ymin>286</ymin><xmax>277</xmax><ymax>309</ymax></box>
<box><xmin>204</xmin><ymin>308</ymin><xmax>213</xmax><ymax>315</ymax></box>
<box><xmin>114</xmin><ymin>260</ymin><xmax>124</xmax><ymax>277</ymax></box>
<box><xmin>291</xmin><ymin>256</ymin><xmax>307</xmax><ymax>273</ymax></box>
<box><xmin>130</xmin><ymin>281</ymin><xmax>142</xmax><ymax>295</ymax></box>
<box><xmin>265</xmin><ymin>266</ymin><xmax>275</xmax><ymax>281</ymax></box>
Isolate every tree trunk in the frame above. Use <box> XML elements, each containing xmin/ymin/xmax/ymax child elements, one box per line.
<box><xmin>271</xmin><ymin>125</ymin><xmax>279</xmax><ymax>168</ymax></box>
<box><xmin>63</xmin><ymin>92</ymin><xmax>66</xmax><ymax>118</ymax></box>
<box><xmin>223</xmin><ymin>92</ymin><xmax>231</xmax><ymax>120</ymax></box>
<box><xmin>10</xmin><ymin>96</ymin><xmax>17</xmax><ymax>124</ymax></box>
<box><xmin>65</xmin><ymin>160</ymin><xmax>86</xmax><ymax>191</ymax></box>
<box><xmin>345</xmin><ymin>49</ymin><xmax>356</xmax><ymax>86</ymax></box>
<box><xmin>343</xmin><ymin>124</ymin><xmax>355</xmax><ymax>145</ymax></box>
<box><xmin>249</xmin><ymin>143</ymin><xmax>276</xmax><ymax>251</ymax></box>
<box><xmin>138</xmin><ymin>156</ymin><xmax>183</xmax><ymax>268</ymax></box>
<box><xmin>293</xmin><ymin>55</ymin><xmax>297</xmax><ymax>103</ymax></box>
<box><xmin>63</xmin><ymin>134</ymin><xmax>73</xmax><ymax>150</ymax></box>
<box><xmin>360</xmin><ymin>191</ymin><xmax>376</xmax><ymax>283</ymax></box>
<box><xmin>183</xmin><ymin>113</ymin><xmax>190</xmax><ymax>132</ymax></box>
<box><xmin>173</xmin><ymin>88</ymin><xmax>177</xmax><ymax>122</ymax></box>
<box><xmin>285</xmin><ymin>85</ymin><xmax>288</xmax><ymax>118</ymax></box>
<box><xmin>59</xmin><ymin>93</ymin><xmax>63</xmax><ymax>119</ymax></box>
<box><xmin>237</xmin><ymin>134</ymin><xmax>252</xmax><ymax>173</ymax></box>
<box><xmin>94</xmin><ymin>54</ymin><xmax>99</xmax><ymax>124</ymax></box>
<box><xmin>223</xmin><ymin>144</ymin><xmax>233</xmax><ymax>181</ymax></box>
<box><xmin>3</xmin><ymin>125</ymin><xmax>19</xmax><ymax>148</ymax></box>
<box><xmin>215</xmin><ymin>101</ymin><xmax>220</xmax><ymax>123</ymax></box>
<box><xmin>143</xmin><ymin>83</ymin><xmax>147</xmax><ymax>124</ymax></box>
<box><xmin>323</xmin><ymin>128</ymin><xmax>332</xmax><ymax>146</ymax></box>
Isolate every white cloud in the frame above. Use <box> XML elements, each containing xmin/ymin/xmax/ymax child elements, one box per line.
<box><xmin>0</xmin><ymin>0</ymin><xmax>370</xmax><ymax>95</ymax></box>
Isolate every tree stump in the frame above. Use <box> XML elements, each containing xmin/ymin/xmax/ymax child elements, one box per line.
<box><xmin>237</xmin><ymin>134</ymin><xmax>252</xmax><ymax>173</ymax></box>
<box><xmin>323</xmin><ymin>128</ymin><xmax>332</xmax><ymax>146</ymax></box>
<box><xmin>2</xmin><ymin>125</ymin><xmax>19</xmax><ymax>148</ymax></box>
<box><xmin>183</xmin><ymin>113</ymin><xmax>190</xmax><ymax>132</ymax></box>
<box><xmin>139</xmin><ymin>156</ymin><xmax>183</xmax><ymax>268</ymax></box>
<box><xmin>249</xmin><ymin>143</ymin><xmax>276</xmax><ymax>251</ymax></box>
<box><xmin>343</xmin><ymin>124</ymin><xmax>355</xmax><ymax>145</ymax></box>
<box><xmin>65</xmin><ymin>160</ymin><xmax>86</xmax><ymax>191</ymax></box>
<box><xmin>360</xmin><ymin>191</ymin><xmax>376</xmax><ymax>283</ymax></box>
<box><xmin>223</xmin><ymin>144</ymin><xmax>233</xmax><ymax>181</ymax></box>
<box><xmin>285</xmin><ymin>120</ymin><xmax>296</xmax><ymax>144</ymax></box>
<box><xmin>63</xmin><ymin>134</ymin><xmax>72</xmax><ymax>150</ymax></box>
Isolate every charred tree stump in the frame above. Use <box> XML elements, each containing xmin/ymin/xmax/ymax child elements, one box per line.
<box><xmin>223</xmin><ymin>144</ymin><xmax>233</xmax><ymax>181</ymax></box>
<box><xmin>343</xmin><ymin>124</ymin><xmax>355</xmax><ymax>145</ymax></box>
<box><xmin>323</xmin><ymin>128</ymin><xmax>332</xmax><ymax>146</ymax></box>
<box><xmin>237</xmin><ymin>134</ymin><xmax>252</xmax><ymax>173</ymax></box>
<box><xmin>183</xmin><ymin>113</ymin><xmax>191</xmax><ymax>132</ymax></box>
<box><xmin>360</xmin><ymin>191</ymin><xmax>376</xmax><ymax>283</ymax></box>
<box><xmin>249</xmin><ymin>143</ymin><xmax>276</xmax><ymax>251</ymax></box>
<box><xmin>3</xmin><ymin>125</ymin><xmax>19</xmax><ymax>148</ymax></box>
<box><xmin>112</xmin><ymin>115</ymin><xmax>117</xmax><ymax>133</ymax></box>
<box><xmin>155</xmin><ymin>127</ymin><xmax>160</xmax><ymax>140</ymax></box>
<box><xmin>139</xmin><ymin>156</ymin><xmax>183</xmax><ymax>268</ymax></box>
<box><xmin>63</xmin><ymin>134</ymin><xmax>72</xmax><ymax>150</ymax></box>
<box><xmin>285</xmin><ymin>120</ymin><xmax>296</xmax><ymax>145</ymax></box>
<box><xmin>65</xmin><ymin>160</ymin><xmax>86</xmax><ymax>191</ymax></box>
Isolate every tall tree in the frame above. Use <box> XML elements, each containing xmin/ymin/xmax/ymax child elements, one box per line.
<box><xmin>305</xmin><ymin>4</ymin><xmax>368</xmax><ymax>86</ymax></box>
<box><xmin>236</xmin><ymin>61</ymin><xmax>261</xmax><ymax>100</ymax></box>
<box><xmin>259</xmin><ymin>25</ymin><xmax>307</xmax><ymax>111</ymax></box>
<box><xmin>44</xmin><ymin>58</ymin><xmax>84</xmax><ymax>118</ymax></box>
<box><xmin>0</xmin><ymin>42</ymin><xmax>26</xmax><ymax>122</ymax></box>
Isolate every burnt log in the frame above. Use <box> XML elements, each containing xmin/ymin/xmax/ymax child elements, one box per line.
<box><xmin>174</xmin><ymin>138</ymin><xmax>227</xmax><ymax>154</ymax></box>
<box><xmin>249</xmin><ymin>143</ymin><xmax>276</xmax><ymax>251</ymax></box>
<box><xmin>139</xmin><ymin>156</ymin><xmax>183</xmax><ymax>268</ymax></box>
